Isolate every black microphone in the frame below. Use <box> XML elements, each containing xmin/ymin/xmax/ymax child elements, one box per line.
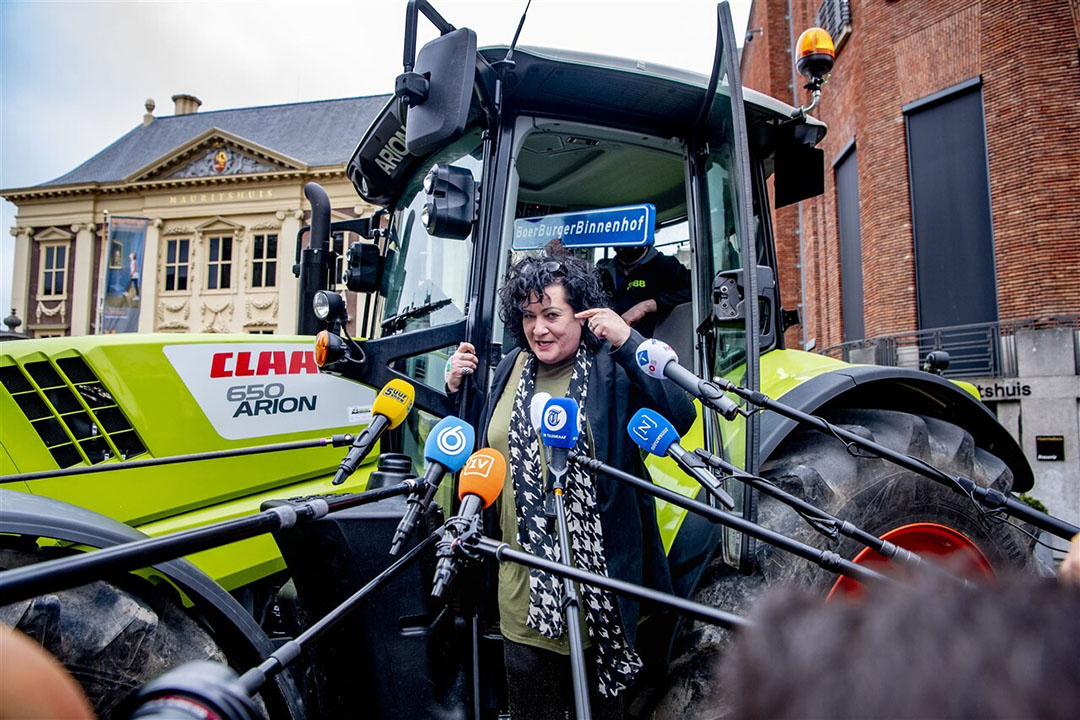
<box><xmin>389</xmin><ymin>416</ymin><xmax>475</xmax><ymax>555</ymax></box>
<box><xmin>627</xmin><ymin>408</ymin><xmax>736</xmax><ymax>509</ymax></box>
<box><xmin>333</xmin><ymin>379</ymin><xmax>415</xmax><ymax>485</ymax></box>
<box><xmin>431</xmin><ymin>448</ymin><xmax>505</xmax><ymax>599</ymax></box>
<box><xmin>634</xmin><ymin>339</ymin><xmax>740</xmax><ymax>420</ymax></box>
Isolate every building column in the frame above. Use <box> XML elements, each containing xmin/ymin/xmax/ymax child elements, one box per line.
<box><xmin>9</xmin><ymin>227</ymin><xmax>32</xmax><ymax>323</ymax></box>
<box><xmin>69</xmin><ymin>222</ymin><xmax>96</xmax><ymax>336</ymax></box>
<box><xmin>139</xmin><ymin>219</ymin><xmax>162</xmax><ymax>333</ymax></box>
<box><xmin>277</xmin><ymin>209</ymin><xmax>302</xmax><ymax>334</ymax></box>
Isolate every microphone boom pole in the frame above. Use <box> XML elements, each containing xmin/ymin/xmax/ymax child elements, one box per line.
<box><xmin>466</xmin><ymin>534</ymin><xmax>749</xmax><ymax>630</ymax></box>
<box><xmin>714</xmin><ymin>379</ymin><xmax>1080</xmax><ymax>541</ymax></box>
<box><xmin>1</xmin><ymin>434</ymin><xmax>358</xmax><ymax>485</ymax></box>
<box><xmin>692</xmin><ymin>448</ymin><xmax>967</xmax><ymax>583</ymax></box>
<box><xmin>540</xmin><ymin>397</ymin><xmax>591</xmax><ymax>720</ymax></box>
<box><xmin>0</xmin><ymin>480</ymin><xmax>417</xmax><ymax>605</ymax></box>
<box><xmin>568</xmin><ymin>452</ymin><xmax>890</xmax><ymax>586</ymax></box>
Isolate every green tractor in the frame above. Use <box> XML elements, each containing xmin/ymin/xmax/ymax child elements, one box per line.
<box><xmin>0</xmin><ymin>2</ymin><xmax>1047</xmax><ymax>717</ymax></box>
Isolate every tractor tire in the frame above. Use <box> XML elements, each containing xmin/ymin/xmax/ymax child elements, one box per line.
<box><xmin>651</xmin><ymin>409</ymin><xmax>1040</xmax><ymax>718</ymax></box>
<box><xmin>0</xmin><ymin>546</ymin><xmax>230</xmax><ymax>720</ymax></box>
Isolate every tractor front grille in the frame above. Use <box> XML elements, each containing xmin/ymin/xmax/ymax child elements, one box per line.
<box><xmin>0</xmin><ymin>354</ymin><xmax>146</xmax><ymax>469</ymax></box>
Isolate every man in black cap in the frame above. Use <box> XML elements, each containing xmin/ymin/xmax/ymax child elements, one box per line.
<box><xmin>597</xmin><ymin>244</ymin><xmax>691</xmax><ymax>338</ymax></box>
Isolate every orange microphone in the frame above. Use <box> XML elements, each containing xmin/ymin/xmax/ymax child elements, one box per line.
<box><xmin>431</xmin><ymin>448</ymin><xmax>505</xmax><ymax>598</ymax></box>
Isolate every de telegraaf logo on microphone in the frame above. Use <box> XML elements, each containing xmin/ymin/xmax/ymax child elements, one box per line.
<box><xmin>544</xmin><ymin>406</ymin><xmax>567</xmax><ymax>433</ymax></box>
<box><xmin>436</xmin><ymin>425</ymin><xmax>468</xmax><ymax>455</ymax></box>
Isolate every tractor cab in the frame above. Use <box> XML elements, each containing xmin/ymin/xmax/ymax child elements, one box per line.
<box><xmin>320</xmin><ymin>2</ymin><xmax>829</xmax><ymax>503</ymax></box>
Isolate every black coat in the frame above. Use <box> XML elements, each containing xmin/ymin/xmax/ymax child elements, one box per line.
<box><xmin>598</xmin><ymin>248</ymin><xmax>692</xmax><ymax>337</ymax></box>
<box><xmin>469</xmin><ymin>328</ymin><xmax>696</xmax><ymax>644</ymax></box>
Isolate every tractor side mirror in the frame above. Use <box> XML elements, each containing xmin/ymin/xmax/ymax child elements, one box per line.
<box><xmin>403</xmin><ymin>28</ymin><xmax>477</xmax><ymax>157</ymax></box>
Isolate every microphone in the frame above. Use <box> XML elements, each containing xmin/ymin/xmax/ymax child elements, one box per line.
<box><xmin>333</xmin><ymin>379</ymin><xmax>415</xmax><ymax>485</ymax></box>
<box><xmin>529</xmin><ymin>392</ymin><xmax>552</xmax><ymax>435</ymax></box>
<box><xmin>627</xmin><ymin>408</ymin><xmax>736</xmax><ymax>509</ymax></box>
<box><xmin>634</xmin><ymin>339</ymin><xmax>740</xmax><ymax>420</ymax></box>
<box><xmin>389</xmin><ymin>415</ymin><xmax>475</xmax><ymax>556</ymax></box>
<box><xmin>432</xmin><ymin>448</ymin><xmax>505</xmax><ymax>599</ymax></box>
<box><xmin>540</xmin><ymin>397</ymin><xmax>579</xmax><ymax>519</ymax></box>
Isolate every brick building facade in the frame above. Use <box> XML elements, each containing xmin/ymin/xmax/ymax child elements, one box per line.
<box><xmin>742</xmin><ymin>0</ymin><xmax>1080</xmax><ymax>351</ymax></box>
<box><xmin>742</xmin><ymin>0</ymin><xmax>1080</xmax><ymax>541</ymax></box>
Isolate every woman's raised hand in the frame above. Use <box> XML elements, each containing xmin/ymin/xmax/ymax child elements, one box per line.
<box><xmin>576</xmin><ymin>307</ymin><xmax>631</xmax><ymax>349</ymax></box>
<box><xmin>445</xmin><ymin>342</ymin><xmax>478</xmax><ymax>393</ymax></box>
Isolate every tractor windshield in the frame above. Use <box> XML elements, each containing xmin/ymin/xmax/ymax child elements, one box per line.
<box><xmin>380</xmin><ymin>126</ymin><xmax>484</xmax><ymax>337</ymax></box>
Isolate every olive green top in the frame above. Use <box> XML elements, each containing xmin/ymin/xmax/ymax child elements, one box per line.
<box><xmin>489</xmin><ymin>352</ymin><xmax>590</xmax><ymax>655</ymax></box>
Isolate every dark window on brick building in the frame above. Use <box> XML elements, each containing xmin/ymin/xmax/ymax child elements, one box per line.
<box><xmin>835</xmin><ymin>144</ymin><xmax>864</xmax><ymax>341</ymax></box>
<box><xmin>905</xmin><ymin>82</ymin><xmax>997</xmax><ymax>333</ymax></box>
<box><xmin>815</xmin><ymin>0</ymin><xmax>852</xmax><ymax>49</ymax></box>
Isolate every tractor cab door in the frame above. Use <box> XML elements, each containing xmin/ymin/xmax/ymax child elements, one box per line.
<box><xmin>690</xmin><ymin>2</ymin><xmax>765</xmax><ymax>476</ymax></box>
<box><xmin>682</xmin><ymin>1</ymin><xmax>775</xmax><ymax>575</ymax></box>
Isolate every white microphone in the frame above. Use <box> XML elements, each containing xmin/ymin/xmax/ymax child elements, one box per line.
<box><xmin>529</xmin><ymin>392</ymin><xmax>552</xmax><ymax>435</ymax></box>
<box><xmin>634</xmin><ymin>339</ymin><xmax>740</xmax><ymax>420</ymax></box>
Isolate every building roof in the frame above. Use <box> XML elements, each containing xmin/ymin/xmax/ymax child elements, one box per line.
<box><xmin>40</xmin><ymin>94</ymin><xmax>392</xmax><ymax>188</ymax></box>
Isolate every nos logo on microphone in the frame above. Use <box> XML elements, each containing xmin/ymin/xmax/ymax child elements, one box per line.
<box><xmin>543</xmin><ymin>406</ymin><xmax>567</xmax><ymax>433</ymax></box>
<box><xmin>436</xmin><ymin>425</ymin><xmax>468</xmax><ymax>455</ymax></box>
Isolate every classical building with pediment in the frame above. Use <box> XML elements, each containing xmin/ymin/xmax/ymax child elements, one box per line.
<box><xmin>2</xmin><ymin>93</ymin><xmax>390</xmax><ymax>337</ymax></box>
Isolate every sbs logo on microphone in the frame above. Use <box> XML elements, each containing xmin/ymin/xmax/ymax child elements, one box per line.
<box><xmin>436</xmin><ymin>425</ymin><xmax>468</xmax><ymax>455</ymax></box>
<box><xmin>543</xmin><ymin>406</ymin><xmax>567</xmax><ymax>432</ymax></box>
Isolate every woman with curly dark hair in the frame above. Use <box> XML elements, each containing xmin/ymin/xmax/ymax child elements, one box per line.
<box><xmin>447</xmin><ymin>248</ymin><xmax>695</xmax><ymax>719</ymax></box>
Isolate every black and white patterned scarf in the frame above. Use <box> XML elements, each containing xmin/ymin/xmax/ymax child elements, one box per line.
<box><xmin>506</xmin><ymin>343</ymin><xmax>643</xmax><ymax>698</ymax></box>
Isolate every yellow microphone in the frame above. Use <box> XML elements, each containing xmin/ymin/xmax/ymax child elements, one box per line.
<box><xmin>332</xmin><ymin>379</ymin><xmax>415</xmax><ymax>485</ymax></box>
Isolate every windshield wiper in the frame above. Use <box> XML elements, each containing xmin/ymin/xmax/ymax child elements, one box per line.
<box><xmin>380</xmin><ymin>297</ymin><xmax>454</xmax><ymax>335</ymax></box>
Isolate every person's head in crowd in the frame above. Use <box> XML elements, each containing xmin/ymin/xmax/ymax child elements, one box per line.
<box><xmin>0</xmin><ymin>627</ymin><xmax>95</xmax><ymax>719</ymax></box>
<box><xmin>719</xmin><ymin>575</ymin><xmax>1080</xmax><ymax>719</ymax></box>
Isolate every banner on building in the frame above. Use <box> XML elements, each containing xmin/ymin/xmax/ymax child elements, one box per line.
<box><xmin>97</xmin><ymin>216</ymin><xmax>149</xmax><ymax>334</ymax></box>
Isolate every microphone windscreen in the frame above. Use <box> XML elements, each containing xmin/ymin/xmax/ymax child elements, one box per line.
<box><xmin>540</xmin><ymin>397</ymin><xmax>580</xmax><ymax>449</ymax></box>
<box><xmin>372</xmin><ymin>378</ymin><xmax>415</xmax><ymax>428</ymax></box>
<box><xmin>424</xmin><ymin>416</ymin><xmax>475</xmax><ymax>471</ymax></box>
<box><xmin>635</xmin><ymin>338</ymin><xmax>678</xmax><ymax>379</ymax></box>
<box><xmin>529</xmin><ymin>392</ymin><xmax>552</xmax><ymax>433</ymax></box>
<box><xmin>459</xmin><ymin>448</ymin><xmax>506</xmax><ymax>507</ymax></box>
<box><xmin>627</xmin><ymin>408</ymin><xmax>680</xmax><ymax>456</ymax></box>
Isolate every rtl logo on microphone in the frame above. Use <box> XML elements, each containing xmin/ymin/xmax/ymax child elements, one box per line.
<box><xmin>463</xmin><ymin>453</ymin><xmax>494</xmax><ymax>479</ymax></box>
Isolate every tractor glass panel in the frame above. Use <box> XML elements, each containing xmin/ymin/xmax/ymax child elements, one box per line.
<box><xmin>380</xmin><ymin>126</ymin><xmax>483</xmax><ymax>465</ymax></box>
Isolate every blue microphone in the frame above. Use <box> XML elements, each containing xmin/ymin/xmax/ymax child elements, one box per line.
<box><xmin>540</xmin><ymin>398</ymin><xmax>580</xmax><ymax>519</ymax></box>
<box><xmin>390</xmin><ymin>415</ymin><xmax>476</xmax><ymax>555</ymax></box>
<box><xmin>627</xmin><ymin>409</ymin><xmax>735</xmax><ymax>509</ymax></box>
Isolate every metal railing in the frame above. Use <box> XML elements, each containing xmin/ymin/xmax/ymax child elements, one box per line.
<box><xmin>818</xmin><ymin>315</ymin><xmax>1080</xmax><ymax>379</ymax></box>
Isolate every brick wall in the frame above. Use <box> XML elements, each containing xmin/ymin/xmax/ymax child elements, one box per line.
<box><xmin>744</xmin><ymin>0</ymin><xmax>1080</xmax><ymax>350</ymax></box>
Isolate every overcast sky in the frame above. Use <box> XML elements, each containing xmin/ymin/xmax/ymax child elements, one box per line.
<box><xmin>1</xmin><ymin>0</ymin><xmax>752</xmax><ymax>318</ymax></box>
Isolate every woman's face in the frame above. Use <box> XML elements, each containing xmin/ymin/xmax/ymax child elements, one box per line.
<box><xmin>521</xmin><ymin>283</ymin><xmax>583</xmax><ymax>365</ymax></box>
